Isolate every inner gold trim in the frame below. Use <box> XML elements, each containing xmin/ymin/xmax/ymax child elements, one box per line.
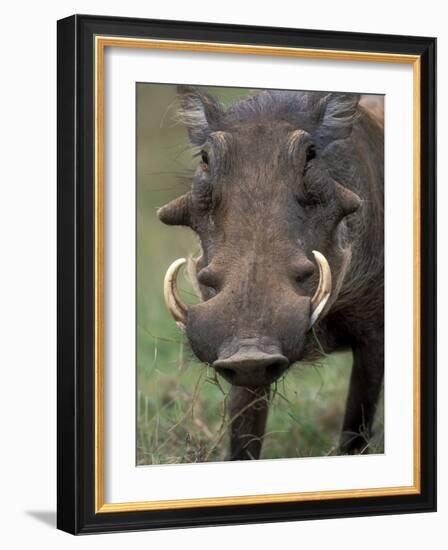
<box><xmin>94</xmin><ymin>35</ymin><xmax>421</xmax><ymax>514</ymax></box>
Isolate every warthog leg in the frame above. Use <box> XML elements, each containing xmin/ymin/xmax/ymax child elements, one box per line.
<box><xmin>339</xmin><ymin>336</ymin><xmax>384</xmax><ymax>454</ymax></box>
<box><xmin>226</xmin><ymin>386</ymin><xmax>270</xmax><ymax>460</ymax></box>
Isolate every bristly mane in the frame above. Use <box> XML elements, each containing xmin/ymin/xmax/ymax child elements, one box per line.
<box><xmin>223</xmin><ymin>90</ymin><xmax>327</xmax><ymax>129</ymax></box>
<box><xmin>177</xmin><ymin>87</ymin><xmax>362</xmax><ymax>147</ymax></box>
<box><xmin>226</xmin><ymin>90</ymin><xmax>360</xmax><ymax>139</ymax></box>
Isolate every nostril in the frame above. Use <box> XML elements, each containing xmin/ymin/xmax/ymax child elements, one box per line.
<box><xmin>213</xmin><ymin>351</ymin><xmax>289</xmax><ymax>386</ymax></box>
<box><xmin>266</xmin><ymin>361</ymin><xmax>287</xmax><ymax>380</ymax></box>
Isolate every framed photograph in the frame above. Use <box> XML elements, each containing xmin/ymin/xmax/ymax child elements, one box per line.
<box><xmin>57</xmin><ymin>14</ymin><xmax>436</xmax><ymax>534</ymax></box>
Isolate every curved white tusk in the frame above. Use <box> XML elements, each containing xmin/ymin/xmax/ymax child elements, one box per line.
<box><xmin>163</xmin><ymin>258</ymin><xmax>188</xmax><ymax>329</ymax></box>
<box><xmin>309</xmin><ymin>250</ymin><xmax>332</xmax><ymax>328</ymax></box>
<box><xmin>187</xmin><ymin>255</ymin><xmax>202</xmax><ymax>300</ymax></box>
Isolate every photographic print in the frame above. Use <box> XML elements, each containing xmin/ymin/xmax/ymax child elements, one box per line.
<box><xmin>58</xmin><ymin>16</ymin><xmax>435</xmax><ymax>532</ymax></box>
<box><xmin>136</xmin><ymin>83</ymin><xmax>385</xmax><ymax>465</ymax></box>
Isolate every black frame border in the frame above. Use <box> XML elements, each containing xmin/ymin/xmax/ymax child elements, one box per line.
<box><xmin>57</xmin><ymin>14</ymin><xmax>436</xmax><ymax>534</ymax></box>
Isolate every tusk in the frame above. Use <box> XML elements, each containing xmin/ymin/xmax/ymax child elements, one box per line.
<box><xmin>187</xmin><ymin>255</ymin><xmax>202</xmax><ymax>300</ymax></box>
<box><xmin>163</xmin><ymin>258</ymin><xmax>188</xmax><ymax>329</ymax></box>
<box><xmin>309</xmin><ymin>250</ymin><xmax>332</xmax><ymax>328</ymax></box>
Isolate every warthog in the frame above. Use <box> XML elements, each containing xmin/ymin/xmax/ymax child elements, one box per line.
<box><xmin>158</xmin><ymin>86</ymin><xmax>384</xmax><ymax>460</ymax></box>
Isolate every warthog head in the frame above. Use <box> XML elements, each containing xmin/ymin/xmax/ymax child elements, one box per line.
<box><xmin>158</xmin><ymin>86</ymin><xmax>362</xmax><ymax>387</ymax></box>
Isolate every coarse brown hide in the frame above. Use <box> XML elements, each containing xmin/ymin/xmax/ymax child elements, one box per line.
<box><xmin>158</xmin><ymin>86</ymin><xmax>384</xmax><ymax>459</ymax></box>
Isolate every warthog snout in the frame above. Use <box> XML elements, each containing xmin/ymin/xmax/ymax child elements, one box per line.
<box><xmin>213</xmin><ymin>346</ymin><xmax>289</xmax><ymax>387</ymax></box>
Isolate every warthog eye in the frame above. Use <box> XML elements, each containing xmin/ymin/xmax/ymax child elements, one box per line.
<box><xmin>200</xmin><ymin>150</ymin><xmax>209</xmax><ymax>170</ymax></box>
<box><xmin>305</xmin><ymin>144</ymin><xmax>316</xmax><ymax>164</ymax></box>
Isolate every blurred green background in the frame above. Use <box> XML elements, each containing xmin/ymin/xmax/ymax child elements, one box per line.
<box><xmin>136</xmin><ymin>83</ymin><xmax>383</xmax><ymax>465</ymax></box>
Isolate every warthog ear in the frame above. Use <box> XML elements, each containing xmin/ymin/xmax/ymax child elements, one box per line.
<box><xmin>335</xmin><ymin>182</ymin><xmax>362</xmax><ymax>216</ymax></box>
<box><xmin>157</xmin><ymin>193</ymin><xmax>192</xmax><ymax>226</ymax></box>
<box><xmin>317</xmin><ymin>92</ymin><xmax>361</xmax><ymax>143</ymax></box>
<box><xmin>177</xmin><ymin>85</ymin><xmax>224</xmax><ymax>146</ymax></box>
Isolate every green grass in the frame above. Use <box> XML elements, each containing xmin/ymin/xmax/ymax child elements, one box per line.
<box><xmin>136</xmin><ymin>83</ymin><xmax>384</xmax><ymax>465</ymax></box>
<box><xmin>136</xmin><ymin>338</ymin><xmax>384</xmax><ymax>464</ymax></box>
